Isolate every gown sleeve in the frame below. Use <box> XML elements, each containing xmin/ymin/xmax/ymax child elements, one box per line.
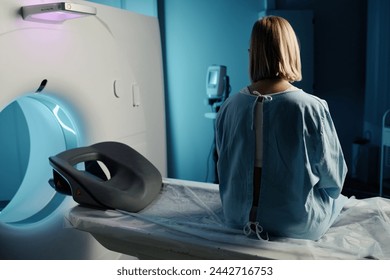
<box><xmin>310</xmin><ymin>100</ymin><xmax>347</xmax><ymax>198</ymax></box>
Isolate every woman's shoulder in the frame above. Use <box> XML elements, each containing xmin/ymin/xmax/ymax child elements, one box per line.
<box><xmin>280</xmin><ymin>90</ymin><xmax>329</xmax><ymax>110</ymax></box>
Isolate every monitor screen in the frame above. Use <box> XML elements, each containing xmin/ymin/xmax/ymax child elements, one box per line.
<box><xmin>208</xmin><ymin>70</ymin><xmax>218</xmax><ymax>87</ymax></box>
<box><xmin>206</xmin><ymin>65</ymin><xmax>226</xmax><ymax>98</ymax></box>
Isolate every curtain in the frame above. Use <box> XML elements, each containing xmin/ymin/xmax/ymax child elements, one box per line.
<box><xmin>364</xmin><ymin>0</ymin><xmax>390</xmax><ymax>145</ymax></box>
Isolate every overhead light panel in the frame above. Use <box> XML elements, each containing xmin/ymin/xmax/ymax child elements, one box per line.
<box><xmin>21</xmin><ymin>2</ymin><xmax>97</xmax><ymax>24</ymax></box>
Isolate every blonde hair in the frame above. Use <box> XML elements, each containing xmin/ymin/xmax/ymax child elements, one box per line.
<box><xmin>249</xmin><ymin>16</ymin><xmax>302</xmax><ymax>83</ymax></box>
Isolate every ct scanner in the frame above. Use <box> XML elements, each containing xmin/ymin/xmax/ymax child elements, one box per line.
<box><xmin>0</xmin><ymin>0</ymin><xmax>166</xmax><ymax>259</ymax></box>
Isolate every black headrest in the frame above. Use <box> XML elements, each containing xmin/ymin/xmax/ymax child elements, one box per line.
<box><xmin>48</xmin><ymin>141</ymin><xmax>162</xmax><ymax>212</ymax></box>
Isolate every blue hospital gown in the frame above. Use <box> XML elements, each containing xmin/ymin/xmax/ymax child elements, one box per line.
<box><xmin>215</xmin><ymin>87</ymin><xmax>348</xmax><ymax>240</ymax></box>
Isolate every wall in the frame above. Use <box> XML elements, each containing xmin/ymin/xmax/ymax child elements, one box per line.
<box><xmin>160</xmin><ymin>0</ymin><xmax>260</xmax><ymax>181</ymax></box>
<box><xmin>86</xmin><ymin>0</ymin><xmax>157</xmax><ymax>17</ymax></box>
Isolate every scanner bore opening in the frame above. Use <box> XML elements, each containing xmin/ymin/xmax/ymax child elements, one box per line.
<box><xmin>0</xmin><ymin>99</ymin><xmax>29</xmax><ymax>211</ymax></box>
<box><xmin>0</xmin><ymin>93</ymin><xmax>80</xmax><ymax>223</ymax></box>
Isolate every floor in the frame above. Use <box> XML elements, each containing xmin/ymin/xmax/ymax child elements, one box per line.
<box><xmin>342</xmin><ymin>176</ymin><xmax>385</xmax><ymax>199</ymax></box>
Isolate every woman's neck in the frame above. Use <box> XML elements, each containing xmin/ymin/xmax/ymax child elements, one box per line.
<box><xmin>249</xmin><ymin>79</ymin><xmax>293</xmax><ymax>95</ymax></box>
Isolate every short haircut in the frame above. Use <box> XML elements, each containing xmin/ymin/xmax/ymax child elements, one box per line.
<box><xmin>249</xmin><ymin>16</ymin><xmax>302</xmax><ymax>83</ymax></box>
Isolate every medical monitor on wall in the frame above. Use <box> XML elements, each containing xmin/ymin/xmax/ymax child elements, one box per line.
<box><xmin>206</xmin><ymin>65</ymin><xmax>226</xmax><ymax>99</ymax></box>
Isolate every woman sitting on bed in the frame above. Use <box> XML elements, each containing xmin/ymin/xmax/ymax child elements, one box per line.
<box><xmin>215</xmin><ymin>15</ymin><xmax>348</xmax><ymax>241</ymax></box>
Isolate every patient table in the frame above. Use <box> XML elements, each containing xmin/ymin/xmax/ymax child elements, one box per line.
<box><xmin>67</xmin><ymin>179</ymin><xmax>390</xmax><ymax>259</ymax></box>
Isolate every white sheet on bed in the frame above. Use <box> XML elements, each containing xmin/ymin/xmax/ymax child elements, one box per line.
<box><xmin>67</xmin><ymin>179</ymin><xmax>390</xmax><ymax>259</ymax></box>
